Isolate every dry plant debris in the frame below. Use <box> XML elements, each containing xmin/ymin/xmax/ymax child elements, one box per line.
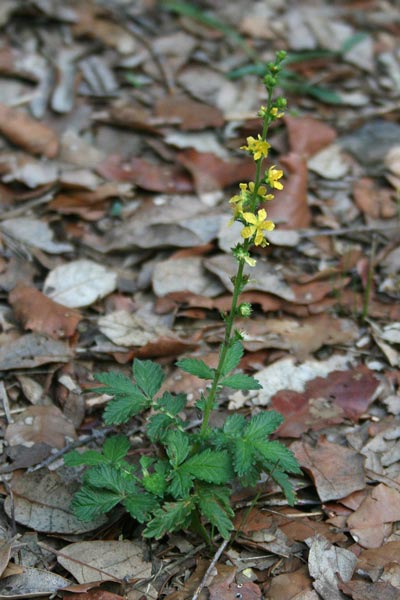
<box><xmin>0</xmin><ymin>0</ymin><xmax>399</xmax><ymax>598</ymax></box>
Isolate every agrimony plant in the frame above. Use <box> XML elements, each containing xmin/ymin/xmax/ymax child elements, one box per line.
<box><xmin>65</xmin><ymin>51</ymin><xmax>301</xmax><ymax>541</ymax></box>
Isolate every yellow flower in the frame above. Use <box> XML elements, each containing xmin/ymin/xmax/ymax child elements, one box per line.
<box><xmin>270</xmin><ymin>107</ymin><xmax>284</xmax><ymax>119</ymax></box>
<box><xmin>267</xmin><ymin>165</ymin><xmax>284</xmax><ymax>190</ymax></box>
<box><xmin>241</xmin><ymin>209</ymin><xmax>275</xmax><ymax>247</ymax></box>
<box><xmin>241</xmin><ymin>135</ymin><xmax>270</xmax><ymax>161</ymax></box>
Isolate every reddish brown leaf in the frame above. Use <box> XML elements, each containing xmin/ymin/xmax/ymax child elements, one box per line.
<box><xmin>266</xmin><ymin>566</ymin><xmax>312</xmax><ymax>600</ymax></box>
<box><xmin>96</xmin><ymin>155</ymin><xmax>193</xmax><ymax>192</ymax></box>
<box><xmin>155</xmin><ymin>94</ymin><xmax>224</xmax><ymax>130</ymax></box>
<box><xmin>265</xmin><ymin>153</ymin><xmax>311</xmax><ymax>228</ymax></box>
<box><xmin>209</xmin><ymin>580</ymin><xmax>261</xmax><ymax>600</ymax></box>
<box><xmin>338</xmin><ymin>579</ymin><xmax>400</xmax><ymax>600</ymax></box>
<box><xmin>9</xmin><ymin>284</ymin><xmax>82</xmax><ymax>338</ymax></box>
<box><xmin>291</xmin><ymin>437</ymin><xmax>365</xmax><ymax>502</ymax></box>
<box><xmin>353</xmin><ymin>177</ymin><xmax>397</xmax><ymax>218</ymax></box>
<box><xmin>285</xmin><ymin>115</ymin><xmax>337</xmax><ymax>158</ymax></box>
<box><xmin>357</xmin><ymin>541</ymin><xmax>400</xmax><ymax>581</ymax></box>
<box><xmin>347</xmin><ymin>484</ymin><xmax>400</xmax><ymax>548</ymax></box>
<box><xmin>5</xmin><ymin>405</ymin><xmax>76</xmax><ymax>450</ymax></box>
<box><xmin>176</xmin><ymin>149</ymin><xmax>256</xmax><ymax>193</ymax></box>
<box><xmin>0</xmin><ymin>103</ymin><xmax>59</xmax><ymax>158</ymax></box>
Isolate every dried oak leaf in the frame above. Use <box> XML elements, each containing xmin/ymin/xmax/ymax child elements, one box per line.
<box><xmin>265</xmin><ymin>153</ymin><xmax>311</xmax><ymax>229</ymax></box>
<box><xmin>176</xmin><ymin>149</ymin><xmax>256</xmax><ymax>194</ymax></box>
<box><xmin>9</xmin><ymin>284</ymin><xmax>81</xmax><ymax>338</ymax></box>
<box><xmin>291</xmin><ymin>437</ymin><xmax>365</xmax><ymax>502</ymax></box>
<box><xmin>285</xmin><ymin>115</ymin><xmax>337</xmax><ymax>158</ymax></box>
<box><xmin>155</xmin><ymin>94</ymin><xmax>224</xmax><ymax>130</ymax></box>
<box><xmin>97</xmin><ymin>155</ymin><xmax>193</xmax><ymax>193</ymax></box>
<box><xmin>0</xmin><ymin>103</ymin><xmax>59</xmax><ymax>157</ymax></box>
<box><xmin>347</xmin><ymin>483</ymin><xmax>400</xmax><ymax>548</ymax></box>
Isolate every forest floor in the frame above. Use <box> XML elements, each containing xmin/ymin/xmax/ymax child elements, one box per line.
<box><xmin>0</xmin><ymin>1</ymin><xmax>400</xmax><ymax>599</ymax></box>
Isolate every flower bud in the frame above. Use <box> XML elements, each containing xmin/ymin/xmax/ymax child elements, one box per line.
<box><xmin>238</xmin><ymin>302</ymin><xmax>252</xmax><ymax>317</ymax></box>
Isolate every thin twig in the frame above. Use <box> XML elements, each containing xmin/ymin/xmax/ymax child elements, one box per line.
<box><xmin>191</xmin><ymin>538</ymin><xmax>229</xmax><ymax>600</ymax></box>
<box><xmin>27</xmin><ymin>428</ymin><xmax>114</xmax><ymax>472</ymax></box>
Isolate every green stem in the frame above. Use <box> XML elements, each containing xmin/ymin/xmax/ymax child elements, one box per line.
<box><xmin>199</xmin><ymin>89</ymin><xmax>276</xmax><ymax>437</ymax></box>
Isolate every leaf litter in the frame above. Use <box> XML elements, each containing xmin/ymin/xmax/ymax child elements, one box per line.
<box><xmin>0</xmin><ymin>0</ymin><xmax>399</xmax><ymax>598</ymax></box>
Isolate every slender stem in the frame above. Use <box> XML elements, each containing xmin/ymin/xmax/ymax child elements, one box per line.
<box><xmin>200</xmin><ymin>92</ymin><xmax>275</xmax><ymax>437</ymax></box>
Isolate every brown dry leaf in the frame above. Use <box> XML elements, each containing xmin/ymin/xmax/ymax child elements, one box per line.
<box><xmin>291</xmin><ymin>437</ymin><xmax>365</xmax><ymax>502</ymax></box>
<box><xmin>356</xmin><ymin>541</ymin><xmax>400</xmax><ymax>582</ymax></box>
<box><xmin>4</xmin><ymin>471</ymin><xmax>106</xmax><ymax>534</ymax></box>
<box><xmin>57</xmin><ymin>541</ymin><xmax>152</xmax><ymax>584</ymax></box>
<box><xmin>266</xmin><ymin>566</ymin><xmax>313</xmax><ymax>600</ymax></box>
<box><xmin>353</xmin><ymin>177</ymin><xmax>397</xmax><ymax>218</ymax></box>
<box><xmin>0</xmin><ymin>333</ymin><xmax>72</xmax><ymax>370</ymax></box>
<box><xmin>0</xmin><ymin>567</ymin><xmax>71</xmax><ymax>598</ymax></box>
<box><xmin>97</xmin><ymin>155</ymin><xmax>193</xmax><ymax>193</ymax></box>
<box><xmin>209</xmin><ymin>579</ymin><xmax>261</xmax><ymax>600</ymax></box>
<box><xmin>0</xmin><ymin>103</ymin><xmax>59</xmax><ymax>157</ymax></box>
<box><xmin>155</xmin><ymin>94</ymin><xmax>224</xmax><ymax>130</ymax></box>
<box><xmin>9</xmin><ymin>283</ymin><xmax>82</xmax><ymax>338</ymax></box>
<box><xmin>347</xmin><ymin>483</ymin><xmax>400</xmax><ymax>548</ymax></box>
<box><xmin>285</xmin><ymin>116</ymin><xmax>337</xmax><ymax>158</ymax></box>
<box><xmin>176</xmin><ymin>149</ymin><xmax>256</xmax><ymax>194</ymax></box>
<box><xmin>271</xmin><ymin>365</ymin><xmax>380</xmax><ymax>437</ymax></box>
<box><xmin>306</xmin><ymin>534</ymin><xmax>357</xmax><ymax>600</ymax></box>
<box><xmin>0</xmin><ymin>538</ymin><xmax>12</xmax><ymax>578</ymax></box>
<box><xmin>338</xmin><ymin>579</ymin><xmax>400</xmax><ymax>600</ymax></box>
<box><xmin>266</xmin><ymin>153</ymin><xmax>311</xmax><ymax>229</ymax></box>
<box><xmin>63</xmin><ymin>591</ymin><xmax>125</xmax><ymax>600</ymax></box>
<box><xmin>5</xmin><ymin>405</ymin><xmax>76</xmax><ymax>450</ymax></box>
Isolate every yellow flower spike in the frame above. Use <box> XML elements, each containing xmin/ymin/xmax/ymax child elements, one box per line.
<box><xmin>240</xmin><ymin>135</ymin><xmax>270</xmax><ymax>161</ymax></box>
<box><xmin>241</xmin><ymin>208</ymin><xmax>275</xmax><ymax>247</ymax></box>
<box><xmin>267</xmin><ymin>165</ymin><xmax>284</xmax><ymax>190</ymax></box>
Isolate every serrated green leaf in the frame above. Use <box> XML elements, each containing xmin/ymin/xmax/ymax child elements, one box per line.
<box><xmin>223</xmin><ymin>413</ymin><xmax>246</xmax><ymax>436</ymax></box>
<box><xmin>156</xmin><ymin>392</ymin><xmax>187</xmax><ymax>416</ymax></box>
<box><xmin>93</xmin><ymin>371</ymin><xmax>134</xmax><ymax>398</ymax></box>
<box><xmin>84</xmin><ymin>464</ymin><xmax>136</xmax><ymax>495</ymax></box>
<box><xmin>181</xmin><ymin>449</ymin><xmax>233</xmax><ymax>484</ymax></box>
<box><xmin>147</xmin><ymin>413</ymin><xmax>176</xmax><ymax>442</ymax></box>
<box><xmin>133</xmin><ymin>359</ymin><xmax>165</xmax><ymax>398</ymax></box>
<box><xmin>103</xmin><ymin>391</ymin><xmax>150</xmax><ymax>425</ymax></box>
<box><xmin>221</xmin><ymin>373</ymin><xmax>262</xmax><ymax>390</ymax></box>
<box><xmin>176</xmin><ymin>357</ymin><xmax>215</xmax><ymax>380</ymax></box>
<box><xmin>103</xmin><ymin>435</ymin><xmax>130</xmax><ymax>463</ymax></box>
<box><xmin>165</xmin><ymin>430</ymin><xmax>191</xmax><ymax>467</ymax></box>
<box><xmin>123</xmin><ymin>493</ymin><xmax>158</xmax><ymax>523</ymax></box>
<box><xmin>232</xmin><ymin>438</ymin><xmax>255</xmax><ymax>478</ymax></box>
<box><xmin>71</xmin><ymin>487</ymin><xmax>121</xmax><ymax>521</ymax></box>
<box><xmin>168</xmin><ymin>470</ymin><xmax>193</xmax><ymax>499</ymax></box>
<box><xmin>269</xmin><ymin>470</ymin><xmax>297</xmax><ymax>506</ymax></box>
<box><xmin>64</xmin><ymin>449</ymin><xmax>108</xmax><ymax>467</ymax></box>
<box><xmin>254</xmin><ymin>440</ymin><xmax>302</xmax><ymax>475</ymax></box>
<box><xmin>197</xmin><ymin>495</ymin><xmax>234</xmax><ymax>539</ymax></box>
<box><xmin>143</xmin><ymin>472</ymin><xmax>168</xmax><ymax>497</ymax></box>
<box><xmin>143</xmin><ymin>499</ymin><xmax>194</xmax><ymax>539</ymax></box>
<box><xmin>221</xmin><ymin>341</ymin><xmax>243</xmax><ymax>376</ymax></box>
<box><xmin>244</xmin><ymin>411</ymin><xmax>284</xmax><ymax>440</ymax></box>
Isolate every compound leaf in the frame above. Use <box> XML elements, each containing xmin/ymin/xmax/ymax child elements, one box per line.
<box><xmin>168</xmin><ymin>470</ymin><xmax>193</xmax><ymax>499</ymax></box>
<box><xmin>254</xmin><ymin>440</ymin><xmax>302</xmax><ymax>474</ymax></box>
<box><xmin>123</xmin><ymin>493</ymin><xmax>158</xmax><ymax>523</ymax></box>
<box><xmin>71</xmin><ymin>487</ymin><xmax>121</xmax><ymax>521</ymax></box>
<box><xmin>103</xmin><ymin>391</ymin><xmax>150</xmax><ymax>425</ymax></box>
<box><xmin>232</xmin><ymin>438</ymin><xmax>255</xmax><ymax>478</ymax></box>
<box><xmin>133</xmin><ymin>359</ymin><xmax>165</xmax><ymax>398</ymax></box>
<box><xmin>93</xmin><ymin>371</ymin><xmax>133</xmax><ymax>398</ymax></box>
<box><xmin>197</xmin><ymin>495</ymin><xmax>234</xmax><ymax>539</ymax></box>
<box><xmin>165</xmin><ymin>430</ymin><xmax>191</xmax><ymax>467</ymax></box>
<box><xmin>221</xmin><ymin>341</ymin><xmax>243</xmax><ymax>376</ymax></box>
<box><xmin>143</xmin><ymin>500</ymin><xmax>194</xmax><ymax>539</ymax></box>
<box><xmin>223</xmin><ymin>413</ymin><xmax>246</xmax><ymax>436</ymax></box>
<box><xmin>84</xmin><ymin>464</ymin><xmax>136</xmax><ymax>495</ymax></box>
<box><xmin>269</xmin><ymin>469</ymin><xmax>297</xmax><ymax>506</ymax></box>
<box><xmin>103</xmin><ymin>435</ymin><xmax>130</xmax><ymax>463</ymax></box>
<box><xmin>176</xmin><ymin>357</ymin><xmax>215</xmax><ymax>380</ymax></box>
<box><xmin>245</xmin><ymin>411</ymin><xmax>284</xmax><ymax>440</ymax></box>
<box><xmin>64</xmin><ymin>449</ymin><xmax>107</xmax><ymax>467</ymax></box>
<box><xmin>181</xmin><ymin>449</ymin><xmax>232</xmax><ymax>484</ymax></box>
<box><xmin>221</xmin><ymin>373</ymin><xmax>262</xmax><ymax>390</ymax></box>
